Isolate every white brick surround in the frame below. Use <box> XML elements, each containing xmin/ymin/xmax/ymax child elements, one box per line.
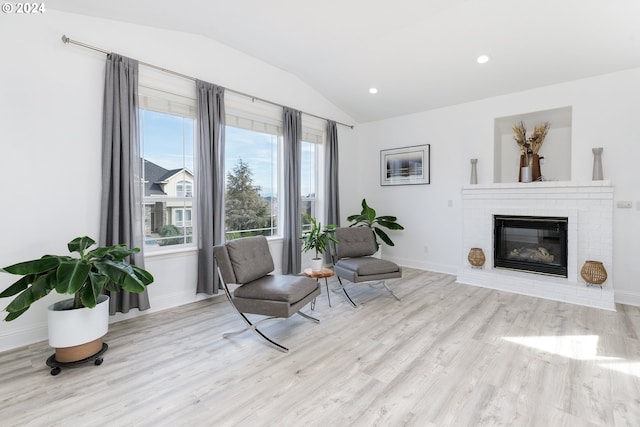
<box><xmin>458</xmin><ymin>181</ymin><xmax>615</xmax><ymax>311</ymax></box>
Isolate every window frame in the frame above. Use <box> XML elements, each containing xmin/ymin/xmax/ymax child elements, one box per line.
<box><xmin>224</xmin><ymin>94</ymin><xmax>284</xmax><ymax>240</ymax></box>
<box><xmin>138</xmin><ymin>68</ymin><xmax>198</xmax><ymax>253</ymax></box>
<box><xmin>301</xmin><ymin>117</ymin><xmax>326</xmax><ymax>231</ymax></box>
<box><xmin>301</xmin><ymin>139</ymin><xmax>320</xmax><ymax>231</ymax></box>
<box><xmin>173</xmin><ymin>208</ymin><xmax>193</xmax><ymax>228</ymax></box>
<box><xmin>176</xmin><ymin>180</ymin><xmax>193</xmax><ymax>198</ymax></box>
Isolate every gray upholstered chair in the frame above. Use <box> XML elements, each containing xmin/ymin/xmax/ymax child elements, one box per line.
<box><xmin>213</xmin><ymin>235</ymin><xmax>320</xmax><ymax>352</ymax></box>
<box><xmin>330</xmin><ymin>227</ymin><xmax>402</xmax><ymax>306</ymax></box>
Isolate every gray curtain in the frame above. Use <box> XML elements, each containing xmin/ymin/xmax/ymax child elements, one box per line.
<box><xmin>282</xmin><ymin>108</ymin><xmax>302</xmax><ymax>274</ymax></box>
<box><xmin>195</xmin><ymin>80</ymin><xmax>226</xmax><ymax>294</ymax></box>
<box><xmin>324</xmin><ymin>120</ymin><xmax>340</xmax><ymax>264</ymax></box>
<box><xmin>325</xmin><ymin>120</ymin><xmax>340</xmax><ymax>227</ymax></box>
<box><xmin>100</xmin><ymin>53</ymin><xmax>150</xmax><ymax>314</ymax></box>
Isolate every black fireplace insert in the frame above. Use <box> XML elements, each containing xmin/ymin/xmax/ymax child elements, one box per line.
<box><xmin>494</xmin><ymin>215</ymin><xmax>568</xmax><ymax>277</ymax></box>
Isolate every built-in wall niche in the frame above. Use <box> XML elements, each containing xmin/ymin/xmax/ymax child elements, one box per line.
<box><xmin>493</xmin><ymin>106</ymin><xmax>572</xmax><ymax>183</ymax></box>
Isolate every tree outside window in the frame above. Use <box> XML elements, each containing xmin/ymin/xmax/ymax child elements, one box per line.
<box><xmin>224</xmin><ymin>125</ymin><xmax>279</xmax><ymax>239</ymax></box>
<box><xmin>225</xmin><ymin>159</ymin><xmax>273</xmax><ymax>238</ymax></box>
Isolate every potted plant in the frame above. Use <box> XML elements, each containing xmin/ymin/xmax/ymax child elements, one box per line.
<box><xmin>347</xmin><ymin>198</ymin><xmax>405</xmax><ymax>251</ymax></box>
<box><xmin>0</xmin><ymin>236</ymin><xmax>154</xmax><ymax>364</ymax></box>
<box><xmin>300</xmin><ymin>214</ymin><xmax>337</xmax><ymax>271</ymax></box>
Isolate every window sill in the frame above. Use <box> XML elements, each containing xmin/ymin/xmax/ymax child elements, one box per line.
<box><xmin>144</xmin><ymin>245</ymin><xmax>198</xmax><ymax>260</ymax></box>
<box><xmin>143</xmin><ymin>238</ymin><xmax>282</xmax><ymax>260</ymax></box>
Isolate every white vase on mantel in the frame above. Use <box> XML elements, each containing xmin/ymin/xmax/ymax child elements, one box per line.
<box><xmin>470</xmin><ymin>159</ymin><xmax>478</xmax><ymax>184</ymax></box>
<box><xmin>592</xmin><ymin>147</ymin><xmax>604</xmax><ymax>180</ymax></box>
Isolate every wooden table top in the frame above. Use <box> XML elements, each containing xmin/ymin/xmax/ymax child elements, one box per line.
<box><xmin>303</xmin><ymin>268</ymin><xmax>334</xmax><ymax>278</ymax></box>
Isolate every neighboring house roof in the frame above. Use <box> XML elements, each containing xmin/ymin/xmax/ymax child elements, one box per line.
<box><xmin>158</xmin><ymin>168</ymin><xmax>186</xmax><ymax>182</ymax></box>
<box><xmin>144</xmin><ymin>160</ymin><xmax>169</xmax><ymax>196</ymax></box>
<box><xmin>143</xmin><ymin>160</ymin><xmax>193</xmax><ymax>197</ymax></box>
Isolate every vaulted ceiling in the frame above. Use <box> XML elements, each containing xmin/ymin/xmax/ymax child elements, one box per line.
<box><xmin>49</xmin><ymin>0</ymin><xmax>640</xmax><ymax>123</ymax></box>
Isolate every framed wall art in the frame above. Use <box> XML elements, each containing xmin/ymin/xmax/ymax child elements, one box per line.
<box><xmin>380</xmin><ymin>144</ymin><xmax>430</xmax><ymax>186</ymax></box>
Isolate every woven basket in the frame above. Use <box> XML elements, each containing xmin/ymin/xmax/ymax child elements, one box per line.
<box><xmin>580</xmin><ymin>260</ymin><xmax>607</xmax><ymax>285</ymax></box>
<box><xmin>468</xmin><ymin>248</ymin><xmax>486</xmax><ymax>267</ymax></box>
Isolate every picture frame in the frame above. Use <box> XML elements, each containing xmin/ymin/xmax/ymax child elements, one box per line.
<box><xmin>380</xmin><ymin>144</ymin><xmax>430</xmax><ymax>186</ymax></box>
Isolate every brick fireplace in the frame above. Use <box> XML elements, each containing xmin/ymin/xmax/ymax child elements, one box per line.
<box><xmin>458</xmin><ymin>181</ymin><xmax>614</xmax><ymax>310</ymax></box>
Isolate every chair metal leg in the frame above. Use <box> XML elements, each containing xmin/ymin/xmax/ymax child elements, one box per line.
<box><xmin>224</xmin><ymin>310</ymin><xmax>319</xmax><ymax>353</ymax></box>
<box><xmin>381</xmin><ymin>281</ymin><xmax>401</xmax><ymax>301</ymax></box>
<box><xmin>222</xmin><ymin>315</ymin><xmax>280</xmax><ymax>338</ymax></box>
<box><xmin>325</xmin><ymin>278</ymin><xmax>331</xmax><ymax>307</ymax></box>
<box><xmin>218</xmin><ymin>268</ymin><xmax>289</xmax><ymax>353</ymax></box>
<box><xmin>366</xmin><ymin>280</ymin><xmax>401</xmax><ymax>301</ymax></box>
<box><xmin>251</xmin><ymin>326</ymin><xmax>289</xmax><ymax>353</ymax></box>
<box><xmin>296</xmin><ymin>310</ymin><xmax>320</xmax><ymax>323</ymax></box>
<box><xmin>335</xmin><ymin>276</ymin><xmax>357</xmax><ymax>307</ymax></box>
<box><xmin>224</xmin><ymin>308</ymin><xmax>290</xmax><ymax>353</ymax></box>
<box><xmin>336</xmin><ymin>276</ymin><xmax>400</xmax><ymax>305</ymax></box>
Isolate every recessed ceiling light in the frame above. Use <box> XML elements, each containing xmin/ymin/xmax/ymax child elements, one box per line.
<box><xmin>477</xmin><ymin>55</ymin><xmax>490</xmax><ymax>64</ymax></box>
<box><xmin>369</xmin><ymin>87</ymin><xmax>378</xmax><ymax>94</ymax></box>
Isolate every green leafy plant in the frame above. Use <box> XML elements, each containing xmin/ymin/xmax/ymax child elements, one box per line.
<box><xmin>158</xmin><ymin>224</ymin><xmax>183</xmax><ymax>246</ymax></box>
<box><xmin>347</xmin><ymin>198</ymin><xmax>405</xmax><ymax>250</ymax></box>
<box><xmin>300</xmin><ymin>214</ymin><xmax>337</xmax><ymax>258</ymax></box>
<box><xmin>0</xmin><ymin>236</ymin><xmax>154</xmax><ymax>321</ymax></box>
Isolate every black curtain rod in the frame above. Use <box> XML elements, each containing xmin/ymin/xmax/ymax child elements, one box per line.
<box><xmin>61</xmin><ymin>35</ymin><xmax>354</xmax><ymax>129</ymax></box>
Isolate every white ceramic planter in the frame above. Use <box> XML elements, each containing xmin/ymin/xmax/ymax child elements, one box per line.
<box><xmin>310</xmin><ymin>258</ymin><xmax>323</xmax><ymax>272</ymax></box>
<box><xmin>47</xmin><ymin>294</ymin><xmax>109</xmax><ymax>348</ymax></box>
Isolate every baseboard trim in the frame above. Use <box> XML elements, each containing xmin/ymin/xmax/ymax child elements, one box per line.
<box><xmin>0</xmin><ymin>292</ymin><xmax>222</xmax><ymax>354</ymax></box>
<box><xmin>615</xmin><ymin>290</ymin><xmax>640</xmax><ymax>308</ymax></box>
<box><xmin>385</xmin><ymin>256</ymin><xmax>457</xmax><ymax>276</ymax></box>
<box><xmin>109</xmin><ymin>292</ymin><xmax>217</xmax><ymax>324</ymax></box>
<box><xmin>0</xmin><ymin>323</ymin><xmax>48</xmax><ymax>353</ymax></box>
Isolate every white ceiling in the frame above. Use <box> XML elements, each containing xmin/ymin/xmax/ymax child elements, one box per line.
<box><xmin>49</xmin><ymin>0</ymin><xmax>640</xmax><ymax>123</ymax></box>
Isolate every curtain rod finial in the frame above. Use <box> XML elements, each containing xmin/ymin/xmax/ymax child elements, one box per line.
<box><xmin>61</xmin><ymin>35</ymin><xmax>69</xmax><ymax>44</ymax></box>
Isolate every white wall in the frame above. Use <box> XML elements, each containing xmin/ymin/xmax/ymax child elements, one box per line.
<box><xmin>0</xmin><ymin>11</ymin><xmax>355</xmax><ymax>352</ymax></box>
<box><xmin>3</xmin><ymin>10</ymin><xmax>638</xmax><ymax>354</ymax></box>
<box><xmin>350</xmin><ymin>68</ymin><xmax>640</xmax><ymax>306</ymax></box>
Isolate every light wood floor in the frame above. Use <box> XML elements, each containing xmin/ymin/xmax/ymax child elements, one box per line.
<box><xmin>1</xmin><ymin>268</ymin><xmax>639</xmax><ymax>426</ymax></box>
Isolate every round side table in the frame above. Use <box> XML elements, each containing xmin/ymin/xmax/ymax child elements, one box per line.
<box><xmin>303</xmin><ymin>268</ymin><xmax>334</xmax><ymax>308</ymax></box>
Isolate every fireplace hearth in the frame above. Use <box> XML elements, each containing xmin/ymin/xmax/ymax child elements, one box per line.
<box><xmin>494</xmin><ymin>215</ymin><xmax>568</xmax><ymax>277</ymax></box>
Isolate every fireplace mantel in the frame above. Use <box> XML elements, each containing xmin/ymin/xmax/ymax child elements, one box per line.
<box><xmin>462</xmin><ymin>180</ymin><xmax>612</xmax><ymax>191</ymax></box>
<box><xmin>459</xmin><ymin>180</ymin><xmax>615</xmax><ymax>310</ymax></box>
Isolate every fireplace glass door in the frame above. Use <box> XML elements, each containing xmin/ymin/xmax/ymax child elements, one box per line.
<box><xmin>494</xmin><ymin>215</ymin><xmax>568</xmax><ymax>277</ymax></box>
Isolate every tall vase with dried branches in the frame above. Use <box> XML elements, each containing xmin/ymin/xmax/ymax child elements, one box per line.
<box><xmin>513</xmin><ymin>121</ymin><xmax>550</xmax><ymax>182</ymax></box>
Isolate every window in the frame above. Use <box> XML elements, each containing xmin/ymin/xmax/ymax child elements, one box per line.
<box><xmin>139</xmin><ymin>72</ymin><xmax>197</xmax><ymax>249</ymax></box>
<box><xmin>174</xmin><ymin>208</ymin><xmax>192</xmax><ymax>227</ymax></box>
<box><xmin>301</xmin><ymin>121</ymin><xmax>324</xmax><ymax>231</ymax></box>
<box><xmin>176</xmin><ymin>180</ymin><xmax>193</xmax><ymax>198</ymax></box>
<box><xmin>224</xmin><ymin>126</ymin><xmax>280</xmax><ymax>239</ymax></box>
<box><xmin>224</xmin><ymin>96</ymin><xmax>282</xmax><ymax>240</ymax></box>
<box><xmin>301</xmin><ymin>140</ymin><xmax>318</xmax><ymax>231</ymax></box>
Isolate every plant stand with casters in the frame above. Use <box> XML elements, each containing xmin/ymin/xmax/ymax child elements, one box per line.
<box><xmin>46</xmin><ymin>343</ymin><xmax>108</xmax><ymax>376</ymax></box>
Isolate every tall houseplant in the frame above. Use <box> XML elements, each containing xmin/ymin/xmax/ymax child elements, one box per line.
<box><xmin>0</xmin><ymin>236</ymin><xmax>154</xmax><ymax>364</ymax></box>
<box><xmin>347</xmin><ymin>199</ymin><xmax>405</xmax><ymax>250</ymax></box>
<box><xmin>0</xmin><ymin>236</ymin><xmax>154</xmax><ymax>321</ymax></box>
<box><xmin>300</xmin><ymin>214</ymin><xmax>337</xmax><ymax>271</ymax></box>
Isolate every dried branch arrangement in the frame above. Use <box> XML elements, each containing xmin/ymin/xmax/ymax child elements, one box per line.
<box><xmin>513</xmin><ymin>121</ymin><xmax>528</xmax><ymax>158</ymax></box>
<box><xmin>529</xmin><ymin>122</ymin><xmax>550</xmax><ymax>155</ymax></box>
<box><xmin>512</xmin><ymin>121</ymin><xmax>551</xmax><ymax>157</ymax></box>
